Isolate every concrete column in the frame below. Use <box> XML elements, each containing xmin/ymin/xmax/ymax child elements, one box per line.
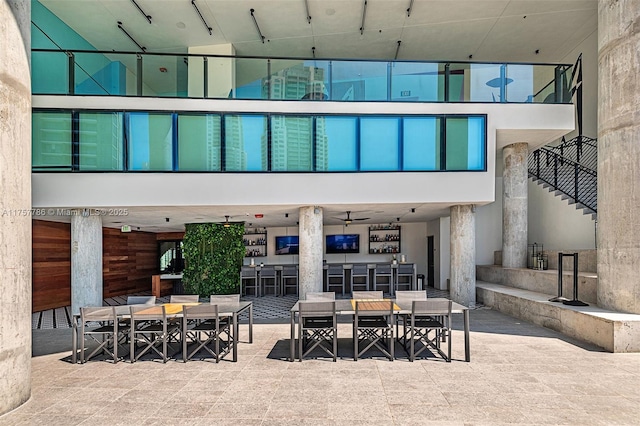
<box><xmin>597</xmin><ymin>1</ymin><xmax>640</xmax><ymax>313</ymax></box>
<box><xmin>71</xmin><ymin>212</ymin><xmax>103</xmax><ymax>315</ymax></box>
<box><xmin>502</xmin><ymin>142</ymin><xmax>529</xmax><ymax>268</ymax></box>
<box><xmin>298</xmin><ymin>206</ymin><xmax>323</xmax><ymax>299</ymax></box>
<box><xmin>450</xmin><ymin>205</ymin><xmax>476</xmax><ymax>307</ymax></box>
<box><xmin>0</xmin><ymin>0</ymin><xmax>31</xmax><ymax>415</ymax></box>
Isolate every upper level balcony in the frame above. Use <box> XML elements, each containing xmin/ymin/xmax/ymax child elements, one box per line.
<box><xmin>32</xmin><ymin>49</ymin><xmax>572</xmax><ymax>104</ymax></box>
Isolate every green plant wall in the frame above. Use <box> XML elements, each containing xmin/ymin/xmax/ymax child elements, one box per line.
<box><xmin>182</xmin><ymin>222</ymin><xmax>244</xmax><ymax>296</ymax></box>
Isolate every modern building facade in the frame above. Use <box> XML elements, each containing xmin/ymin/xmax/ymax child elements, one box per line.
<box><xmin>2</xmin><ymin>0</ymin><xmax>639</xmax><ymax>416</ymax></box>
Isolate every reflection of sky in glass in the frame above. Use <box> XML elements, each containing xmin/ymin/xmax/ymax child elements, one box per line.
<box><xmin>129</xmin><ymin>113</ymin><xmax>150</xmax><ymax>170</ymax></box>
<box><xmin>403</xmin><ymin>118</ymin><xmax>437</xmax><ymax>170</ymax></box>
<box><xmin>467</xmin><ymin>117</ymin><xmax>485</xmax><ymax>170</ymax></box>
<box><xmin>240</xmin><ymin>115</ymin><xmax>265</xmax><ymax>170</ymax></box>
<box><xmin>235</xmin><ymin>80</ymin><xmax>262</xmax><ymax>99</ymax></box>
<box><xmin>360</xmin><ymin>118</ymin><xmax>399</xmax><ymax>170</ymax></box>
<box><xmin>391</xmin><ymin>62</ymin><xmax>440</xmax><ymax>101</ymax></box>
<box><xmin>324</xmin><ymin>117</ymin><xmax>357</xmax><ymax>171</ymax></box>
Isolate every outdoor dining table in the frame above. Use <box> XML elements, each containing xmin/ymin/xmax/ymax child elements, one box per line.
<box><xmin>289</xmin><ymin>298</ymin><xmax>470</xmax><ymax>362</ymax></box>
<box><xmin>71</xmin><ymin>301</ymin><xmax>253</xmax><ymax>363</ymax></box>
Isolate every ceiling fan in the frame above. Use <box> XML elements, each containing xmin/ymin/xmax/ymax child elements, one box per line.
<box><xmin>336</xmin><ymin>211</ymin><xmax>370</xmax><ymax>225</ymax></box>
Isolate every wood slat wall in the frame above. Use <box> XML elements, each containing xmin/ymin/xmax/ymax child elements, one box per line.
<box><xmin>103</xmin><ymin>228</ymin><xmax>159</xmax><ymax>298</ymax></box>
<box><xmin>156</xmin><ymin>232</ymin><xmax>185</xmax><ymax>241</ymax></box>
<box><xmin>32</xmin><ymin>220</ymin><xmax>71</xmax><ymax>312</ymax></box>
<box><xmin>32</xmin><ymin>221</ymin><xmax>160</xmax><ymax>311</ymax></box>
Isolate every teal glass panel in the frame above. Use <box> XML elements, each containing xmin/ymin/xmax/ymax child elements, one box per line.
<box><xmin>32</xmin><ymin>112</ymin><xmax>72</xmax><ymax>170</ymax></box>
<box><xmin>142</xmin><ymin>55</ymin><xmax>189</xmax><ymax>97</ymax></box>
<box><xmin>268</xmin><ymin>60</ymin><xmax>329</xmax><ymax>100</ymax></box>
<box><xmin>361</xmin><ymin>117</ymin><xmax>400</xmax><ymax>170</ymax></box>
<box><xmin>445</xmin><ymin>117</ymin><xmax>485</xmax><ymax>171</ymax></box>
<box><xmin>128</xmin><ymin>113</ymin><xmax>174</xmax><ymax>171</ymax></box>
<box><xmin>331</xmin><ymin>61</ymin><xmax>388</xmax><ymax>101</ymax></box>
<box><xmin>271</xmin><ymin>116</ymin><xmax>313</xmax><ymax>171</ymax></box>
<box><xmin>448</xmin><ymin>63</ymin><xmax>504</xmax><ymax>102</ymax></box>
<box><xmin>235</xmin><ymin>58</ymin><xmax>269</xmax><ymax>99</ymax></box>
<box><xmin>74</xmin><ymin>52</ymin><xmax>134</xmax><ymax>96</ymax></box>
<box><xmin>32</xmin><ymin>51</ymin><xmax>68</xmax><ymax>94</ymax></box>
<box><xmin>224</xmin><ymin>115</ymin><xmax>267</xmax><ymax>171</ymax></box>
<box><xmin>505</xmin><ymin>64</ymin><xmax>535</xmax><ymax>103</ymax></box>
<box><xmin>319</xmin><ymin>117</ymin><xmax>357</xmax><ymax>171</ymax></box>
<box><xmin>390</xmin><ymin>62</ymin><xmax>443</xmax><ymax>102</ymax></box>
<box><xmin>79</xmin><ymin>112</ymin><xmax>124</xmax><ymax>170</ymax></box>
<box><xmin>403</xmin><ymin>117</ymin><xmax>440</xmax><ymax>170</ymax></box>
<box><xmin>177</xmin><ymin>114</ymin><xmax>221</xmax><ymax>171</ymax></box>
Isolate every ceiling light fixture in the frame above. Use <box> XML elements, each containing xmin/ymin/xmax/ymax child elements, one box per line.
<box><xmin>250</xmin><ymin>9</ymin><xmax>266</xmax><ymax>43</ymax></box>
<box><xmin>312</xmin><ymin>46</ymin><xmax>316</xmax><ymax>58</ymax></box>
<box><xmin>165</xmin><ymin>217</ymin><xmax>170</xmax><ymax>222</ymax></box>
<box><xmin>360</xmin><ymin>0</ymin><xmax>368</xmax><ymax>35</ymax></box>
<box><xmin>117</xmin><ymin>21</ymin><xmax>146</xmax><ymax>51</ymax></box>
<box><xmin>304</xmin><ymin>0</ymin><xmax>311</xmax><ymax>24</ymax></box>
<box><xmin>191</xmin><ymin>0</ymin><xmax>213</xmax><ymax>35</ymax></box>
<box><xmin>223</xmin><ymin>215</ymin><xmax>230</xmax><ymax>227</ymax></box>
<box><xmin>130</xmin><ymin>0</ymin><xmax>152</xmax><ymax>24</ymax></box>
<box><xmin>394</xmin><ymin>40</ymin><xmax>402</xmax><ymax>60</ymax></box>
<box><xmin>468</xmin><ymin>54</ymin><xmax>473</xmax><ymax>60</ymax></box>
<box><xmin>406</xmin><ymin>0</ymin><xmax>414</xmax><ymax>17</ymax></box>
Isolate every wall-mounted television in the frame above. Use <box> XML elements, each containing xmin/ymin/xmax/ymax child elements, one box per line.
<box><xmin>326</xmin><ymin>234</ymin><xmax>360</xmax><ymax>254</ymax></box>
<box><xmin>275</xmin><ymin>236</ymin><xmax>299</xmax><ymax>255</ymax></box>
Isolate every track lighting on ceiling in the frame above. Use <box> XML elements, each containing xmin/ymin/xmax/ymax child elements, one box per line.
<box><xmin>312</xmin><ymin>46</ymin><xmax>316</xmax><ymax>58</ymax></box>
<box><xmin>191</xmin><ymin>0</ymin><xmax>213</xmax><ymax>35</ymax></box>
<box><xmin>411</xmin><ymin>208</ymin><xmax>416</xmax><ymax>213</ymax></box>
<box><xmin>394</xmin><ymin>40</ymin><xmax>402</xmax><ymax>60</ymax></box>
<box><xmin>285</xmin><ymin>213</ymin><xmax>289</xmax><ymax>218</ymax></box>
<box><xmin>117</xmin><ymin>21</ymin><xmax>146</xmax><ymax>51</ymax></box>
<box><xmin>360</xmin><ymin>0</ymin><xmax>368</xmax><ymax>35</ymax></box>
<box><xmin>304</xmin><ymin>0</ymin><xmax>311</xmax><ymax>24</ymax></box>
<box><xmin>223</xmin><ymin>215</ymin><xmax>230</xmax><ymax>227</ymax></box>
<box><xmin>468</xmin><ymin>54</ymin><xmax>473</xmax><ymax>60</ymax></box>
<box><xmin>250</xmin><ymin>9</ymin><xmax>266</xmax><ymax>43</ymax></box>
<box><xmin>406</xmin><ymin>0</ymin><xmax>414</xmax><ymax>17</ymax></box>
<box><xmin>130</xmin><ymin>0</ymin><xmax>152</xmax><ymax>24</ymax></box>
<box><xmin>165</xmin><ymin>217</ymin><xmax>170</xmax><ymax>222</ymax></box>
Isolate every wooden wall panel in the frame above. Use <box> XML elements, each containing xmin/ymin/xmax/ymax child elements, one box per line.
<box><xmin>32</xmin><ymin>220</ymin><xmax>71</xmax><ymax>312</ymax></box>
<box><xmin>103</xmin><ymin>228</ymin><xmax>159</xmax><ymax>298</ymax></box>
<box><xmin>157</xmin><ymin>232</ymin><xmax>184</xmax><ymax>241</ymax></box>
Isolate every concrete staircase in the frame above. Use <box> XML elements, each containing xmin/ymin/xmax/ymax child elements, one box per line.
<box><xmin>476</xmin><ymin>250</ymin><xmax>640</xmax><ymax>353</ymax></box>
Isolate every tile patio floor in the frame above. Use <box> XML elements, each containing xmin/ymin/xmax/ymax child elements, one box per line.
<box><xmin>3</xmin><ymin>307</ymin><xmax>640</xmax><ymax>425</ymax></box>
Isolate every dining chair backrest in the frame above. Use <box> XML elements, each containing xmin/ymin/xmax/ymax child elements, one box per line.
<box><xmin>327</xmin><ymin>265</ymin><xmax>344</xmax><ymax>276</ymax></box>
<box><xmin>260</xmin><ymin>265</ymin><xmax>276</xmax><ymax>277</ymax></box>
<box><xmin>127</xmin><ymin>296</ymin><xmax>156</xmax><ymax>305</ymax></box>
<box><xmin>306</xmin><ymin>292</ymin><xmax>335</xmax><ymax>301</ymax></box>
<box><xmin>412</xmin><ymin>299</ymin><xmax>452</xmax><ymax>316</ymax></box>
<box><xmin>352</xmin><ymin>290</ymin><xmax>383</xmax><ymax>299</ymax></box>
<box><xmin>80</xmin><ymin>306</ymin><xmax>116</xmax><ymax>323</ymax></box>
<box><xmin>375</xmin><ymin>264</ymin><xmax>393</xmax><ymax>275</ymax></box>
<box><xmin>241</xmin><ymin>266</ymin><xmax>257</xmax><ymax>278</ymax></box>
<box><xmin>355</xmin><ymin>299</ymin><xmax>394</xmax><ymax>317</ymax></box>
<box><xmin>395</xmin><ymin>290</ymin><xmax>427</xmax><ymax>304</ymax></box>
<box><xmin>183</xmin><ymin>303</ymin><xmax>219</xmax><ymax>321</ymax></box>
<box><xmin>170</xmin><ymin>295</ymin><xmax>199</xmax><ymax>303</ymax></box>
<box><xmin>397</xmin><ymin>264</ymin><xmax>414</xmax><ymax>275</ymax></box>
<box><xmin>281</xmin><ymin>265</ymin><xmax>297</xmax><ymax>277</ymax></box>
<box><xmin>130</xmin><ymin>304</ymin><xmax>166</xmax><ymax>321</ymax></box>
<box><xmin>210</xmin><ymin>294</ymin><xmax>240</xmax><ymax>304</ymax></box>
<box><xmin>299</xmin><ymin>300</ymin><xmax>336</xmax><ymax>317</ymax></box>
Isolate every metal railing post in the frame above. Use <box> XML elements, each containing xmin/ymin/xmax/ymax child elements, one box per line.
<box><xmin>574</xmin><ymin>164</ymin><xmax>579</xmax><ymax>201</ymax></box>
<box><xmin>136</xmin><ymin>54</ymin><xmax>143</xmax><ymax>96</ymax></box>
<box><xmin>553</xmin><ymin>155</ymin><xmax>558</xmax><ymax>188</ymax></box>
<box><xmin>67</xmin><ymin>52</ymin><xmax>75</xmax><ymax>95</ymax></box>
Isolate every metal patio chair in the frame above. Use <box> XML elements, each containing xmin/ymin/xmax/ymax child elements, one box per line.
<box><xmin>405</xmin><ymin>299</ymin><xmax>452</xmax><ymax>362</ymax></box>
<box><xmin>129</xmin><ymin>305</ymin><xmax>178</xmax><ymax>363</ymax></box>
<box><xmin>298</xmin><ymin>300</ymin><xmax>338</xmax><ymax>361</ymax></box>
<box><xmin>354</xmin><ymin>299</ymin><xmax>394</xmax><ymax>361</ymax></box>
<box><xmin>182</xmin><ymin>304</ymin><xmax>231</xmax><ymax>362</ymax></box>
<box><xmin>80</xmin><ymin>306</ymin><xmax>127</xmax><ymax>363</ymax></box>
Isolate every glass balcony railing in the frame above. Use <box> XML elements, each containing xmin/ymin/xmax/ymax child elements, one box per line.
<box><xmin>32</xmin><ymin>49</ymin><xmax>573</xmax><ymax>104</ymax></box>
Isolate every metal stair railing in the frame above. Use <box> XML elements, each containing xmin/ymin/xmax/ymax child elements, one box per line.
<box><xmin>528</xmin><ymin>147</ymin><xmax>597</xmax><ymax>215</ymax></box>
<box><xmin>546</xmin><ymin>135</ymin><xmax>597</xmax><ymax>171</ymax></box>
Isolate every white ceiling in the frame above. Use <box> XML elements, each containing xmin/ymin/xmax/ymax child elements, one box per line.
<box><xmin>39</xmin><ymin>0</ymin><xmax>597</xmax><ymax>62</ymax></box>
<box><xmin>35</xmin><ymin>0</ymin><xmax>597</xmax><ymax>232</ymax></box>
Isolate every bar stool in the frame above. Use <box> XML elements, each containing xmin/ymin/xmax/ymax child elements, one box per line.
<box><xmin>373</xmin><ymin>264</ymin><xmax>393</xmax><ymax>295</ymax></box>
<box><xmin>395</xmin><ymin>264</ymin><xmax>414</xmax><ymax>293</ymax></box>
<box><xmin>241</xmin><ymin>266</ymin><xmax>259</xmax><ymax>297</ymax></box>
<box><xmin>326</xmin><ymin>264</ymin><xmax>346</xmax><ymax>296</ymax></box>
<box><xmin>350</xmin><ymin>264</ymin><xmax>370</xmax><ymax>292</ymax></box>
<box><xmin>281</xmin><ymin>265</ymin><xmax>299</xmax><ymax>296</ymax></box>
<box><xmin>260</xmin><ymin>266</ymin><xmax>279</xmax><ymax>296</ymax></box>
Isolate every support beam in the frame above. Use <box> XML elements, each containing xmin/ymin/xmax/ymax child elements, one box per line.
<box><xmin>298</xmin><ymin>206</ymin><xmax>323</xmax><ymax>299</ymax></box>
<box><xmin>502</xmin><ymin>142</ymin><xmax>529</xmax><ymax>268</ymax></box>
<box><xmin>450</xmin><ymin>205</ymin><xmax>476</xmax><ymax>307</ymax></box>
<box><xmin>71</xmin><ymin>212</ymin><xmax>103</xmax><ymax>316</ymax></box>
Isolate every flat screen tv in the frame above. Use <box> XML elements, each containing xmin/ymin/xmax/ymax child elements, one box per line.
<box><xmin>275</xmin><ymin>236</ymin><xmax>299</xmax><ymax>255</ymax></box>
<box><xmin>326</xmin><ymin>234</ymin><xmax>360</xmax><ymax>254</ymax></box>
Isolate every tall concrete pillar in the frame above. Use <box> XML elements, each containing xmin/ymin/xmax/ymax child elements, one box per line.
<box><xmin>450</xmin><ymin>205</ymin><xmax>476</xmax><ymax>307</ymax></box>
<box><xmin>597</xmin><ymin>1</ymin><xmax>640</xmax><ymax>313</ymax></box>
<box><xmin>298</xmin><ymin>206</ymin><xmax>323</xmax><ymax>299</ymax></box>
<box><xmin>0</xmin><ymin>0</ymin><xmax>31</xmax><ymax>415</ymax></box>
<box><xmin>71</xmin><ymin>212</ymin><xmax>103</xmax><ymax>315</ymax></box>
<box><xmin>502</xmin><ymin>142</ymin><xmax>529</xmax><ymax>268</ymax></box>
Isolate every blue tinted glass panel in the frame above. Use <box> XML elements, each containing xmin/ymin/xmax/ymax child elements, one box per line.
<box><xmin>178</xmin><ymin>114</ymin><xmax>221</xmax><ymax>171</ymax></box>
<box><xmin>391</xmin><ymin>62</ymin><xmax>443</xmax><ymax>102</ymax></box>
<box><xmin>320</xmin><ymin>117</ymin><xmax>357</xmax><ymax>171</ymax></box>
<box><xmin>74</xmin><ymin>52</ymin><xmax>133</xmax><ymax>96</ymax></box>
<box><xmin>32</xmin><ymin>112</ymin><xmax>72</xmax><ymax>169</ymax></box>
<box><xmin>360</xmin><ymin>118</ymin><xmax>400</xmax><ymax>171</ymax></box>
<box><xmin>506</xmin><ymin>64</ymin><xmax>534</xmax><ymax>103</ymax></box>
<box><xmin>32</xmin><ymin>51</ymin><xmax>68</xmax><ymax>94</ymax></box>
<box><xmin>79</xmin><ymin>112</ymin><xmax>124</xmax><ymax>170</ymax></box>
<box><xmin>445</xmin><ymin>117</ymin><xmax>485</xmax><ymax>171</ymax></box>
<box><xmin>234</xmin><ymin>58</ymin><xmax>269</xmax><ymax>100</ymax></box>
<box><xmin>403</xmin><ymin>117</ymin><xmax>440</xmax><ymax>170</ymax></box>
<box><xmin>268</xmin><ymin>61</ymin><xmax>329</xmax><ymax>100</ymax></box>
<box><xmin>469</xmin><ymin>63</ymin><xmax>504</xmax><ymax>102</ymax></box>
<box><xmin>224</xmin><ymin>115</ymin><xmax>267</xmax><ymax>171</ymax></box>
<box><xmin>128</xmin><ymin>113</ymin><xmax>174</xmax><ymax>171</ymax></box>
<box><xmin>331</xmin><ymin>61</ymin><xmax>388</xmax><ymax>101</ymax></box>
<box><xmin>271</xmin><ymin>116</ymin><xmax>313</xmax><ymax>171</ymax></box>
